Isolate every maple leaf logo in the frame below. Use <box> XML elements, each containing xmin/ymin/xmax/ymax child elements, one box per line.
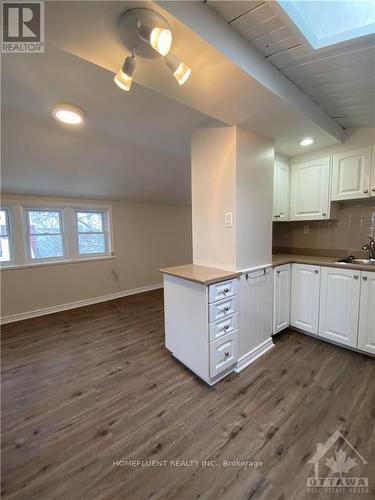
<box><xmin>325</xmin><ymin>448</ymin><xmax>357</xmax><ymax>477</ymax></box>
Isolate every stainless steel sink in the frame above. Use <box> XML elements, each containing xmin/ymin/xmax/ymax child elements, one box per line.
<box><xmin>335</xmin><ymin>258</ymin><xmax>375</xmax><ymax>266</ymax></box>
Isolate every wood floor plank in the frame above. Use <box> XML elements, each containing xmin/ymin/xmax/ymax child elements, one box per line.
<box><xmin>1</xmin><ymin>290</ymin><xmax>374</xmax><ymax>500</ymax></box>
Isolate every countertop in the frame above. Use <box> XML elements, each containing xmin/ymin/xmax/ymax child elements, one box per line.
<box><xmin>159</xmin><ymin>264</ymin><xmax>241</xmax><ymax>285</ymax></box>
<box><xmin>272</xmin><ymin>254</ymin><xmax>374</xmax><ymax>272</ymax></box>
<box><xmin>160</xmin><ymin>255</ymin><xmax>374</xmax><ymax>286</ymax></box>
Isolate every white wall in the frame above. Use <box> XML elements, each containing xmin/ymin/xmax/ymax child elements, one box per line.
<box><xmin>191</xmin><ymin>126</ymin><xmax>274</xmax><ymax>271</ymax></box>
<box><xmin>290</xmin><ymin>128</ymin><xmax>375</xmax><ymax>164</ymax></box>
<box><xmin>1</xmin><ymin>194</ymin><xmax>192</xmax><ymax>320</ymax></box>
<box><xmin>191</xmin><ymin>127</ymin><xmax>237</xmax><ymax>270</ymax></box>
<box><xmin>236</xmin><ymin>127</ymin><xmax>274</xmax><ymax>270</ymax></box>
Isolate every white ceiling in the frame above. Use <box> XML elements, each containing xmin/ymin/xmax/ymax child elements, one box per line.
<box><xmin>2</xmin><ymin>0</ymin><xmax>358</xmax><ymax>205</ymax></box>
<box><xmin>206</xmin><ymin>0</ymin><xmax>375</xmax><ymax>129</ymax></box>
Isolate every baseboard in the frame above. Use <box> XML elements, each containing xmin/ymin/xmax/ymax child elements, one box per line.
<box><xmin>0</xmin><ymin>283</ymin><xmax>163</xmax><ymax>325</ymax></box>
<box><xmin>235</xmin><ymin>337</ymin><xmax>274</xmax><ymax>373</ymax></box>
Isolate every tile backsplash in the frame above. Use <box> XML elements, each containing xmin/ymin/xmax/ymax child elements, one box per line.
<box><xmin>273</xmin><ymin>199</ymin><xmax>375</xmax><ymax>256</ymax></box>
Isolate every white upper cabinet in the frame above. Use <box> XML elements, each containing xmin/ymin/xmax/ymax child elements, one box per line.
<box><xmin>358</xmin><ymin>271</ymin><xmax>375</xmax><ymax>355</ymax></box>
<box><xmin>290</xmin><ymin>264</ymin><xmax>320</xmax><ymax>334</ymax></box>
<box><xmin>331</xmin><ymin>147</ymin><xmax>372</xmax><ymax>201</ymax></box>
<box><xmin>273</xmin><ymin>160</ymin><xmax>290</xmax><ymax>221</ymax></box>
<box><xmin>273</xmin><ymin>264</ymin><xmax>290</xmax><ymax>334</ymax></box>
<box><xmin>319</xmin><ymin>267</ymin><xmax>360</xmax><ymax>348</ymax></box>
<box><xmin>372</xmin><ymin>146</ymin><xmax>375</xmax><ymax>197</ymax></box>
<box><xmin>290</xmin><ymin>156</ymin><xmax>331</xmax><ymax>221</ymax></box>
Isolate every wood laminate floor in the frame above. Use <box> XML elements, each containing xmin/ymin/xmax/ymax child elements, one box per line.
<box><xmin>1</xmin><ymin>290</ymin><xmax>375</xmax><ymax>500</ymax></box>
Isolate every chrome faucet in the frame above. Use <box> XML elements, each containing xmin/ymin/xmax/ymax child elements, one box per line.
<box><xmin>362</xmin><ymin>236</ymin><xmax>375</xmax><ymax>260</ymax></box>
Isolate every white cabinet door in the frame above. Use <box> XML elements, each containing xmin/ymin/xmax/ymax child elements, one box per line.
<box><xmin>273</xmin><ymin>160</ymin><xmax>290</xmax><ymax>221</ymax></box>
<box><xmin>273</xmin><ymin>264</ymin><xmax>290</xmax><ymax>334</ymax></box>
<box><xmin>358</xmin><ymin>271</ymin><xmax>375</xmax><ymax>354</ymax></box>
<box><xmin>319</xmin><ymin>267</ymin><xmax>360</xmax><ymax>347</ymax></box>
<box><xmin>331</xmin><ymin>147</ymin><xmax>372</xmax><ymax>201</ymax></box>
<box><xmin>371</xmin><ymin>146</ymin><xmax>375</xmax><ymax>197</ymax></box>
<box><xmin>291</xmin><ymin>264</ymin><xmax>320</xmax><ymax>334</ymax></box>
<box><xmin>290</xmin><ymin>157</ymin><xmax>330</xmax><ymax>220</ymax></box>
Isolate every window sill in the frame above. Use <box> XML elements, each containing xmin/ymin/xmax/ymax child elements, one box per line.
<box><xmin>0</xmin><ymin>255</ymin><xmax>117</xmax><ymax>271</ymax></box>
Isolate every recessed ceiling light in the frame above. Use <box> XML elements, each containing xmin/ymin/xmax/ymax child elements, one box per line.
<box><xmin>52</xmin><ymin>105</ymin><xmax>84</xmax><ymax>125</ymax></box>
<box><xmin>300</xmin><ymin>137</ymin><xmax>314</xmax><ymax>146</ymax></box>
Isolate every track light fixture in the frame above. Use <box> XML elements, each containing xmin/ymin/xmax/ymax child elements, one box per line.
<box><xmin>165</xmin><ymin>53</ymin><xmax>191</xmax><ymax>86</ymax></box>
<box><xmin>115</xmin><ymin>8</ymin><xmax>191</xmax><ymax>92</ymax></box>
<box><xmin>114</xmin><ymin>53</ymin><xmax>136</xmax><ymax>91</ymax></box>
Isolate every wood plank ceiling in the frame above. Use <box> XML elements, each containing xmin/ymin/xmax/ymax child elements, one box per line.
<box><xmin>206</xmin><ymin>0</ymin><xmax>375</xmax><ymax>129</ymax></box>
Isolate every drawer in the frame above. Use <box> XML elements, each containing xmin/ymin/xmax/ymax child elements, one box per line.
<box><xmin>210</xmin><ymin>331</ymin><xmax>238</xmax><ymax>378</ymax></box>
<box><xmin>209</xmin><ymin>279</ymin><xmax>237</xmax><ymax>303</ymax></box>
<box><xmin>209</xmin><ymin>296</ymin><xmax>238</xmax><ymax>323</ymax></box>
<box><xmin>209</xmin><ymin>313</ymin><xmax>238</xmax><ymax>341</ymax></box>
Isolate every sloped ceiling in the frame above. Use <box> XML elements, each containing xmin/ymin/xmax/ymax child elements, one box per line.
<box><xmin>2</xmin><ymin>0</ymin><xmax>353</xmax><ymax>205</ymax></box>
<box><xmin>206</xmin><ymin>0</ymin><xmax>375</xmax><ymax>129</ymax></box>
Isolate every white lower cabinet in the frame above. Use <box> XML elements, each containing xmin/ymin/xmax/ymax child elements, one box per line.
<box><xmin>358</xmin><ymin>271</ymin><xmax>375</xmax><ymax>354</ymax></box>
<box><xmin>273</xmin><ymin>264</ymin><xmax>290</xmax><ymax>334</ymax></box>
<box><xmin>290</xmin><ymin>264</ymin><xmax>320</xmax><ymax>334</ymax></box>
<box><xmin>319</xmin><ymin>267</ymin><xmax>360</xmax><ymax>347</ymax></box>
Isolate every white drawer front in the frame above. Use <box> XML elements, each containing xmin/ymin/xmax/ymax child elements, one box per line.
<box><xmin>209</xmin><ymin>296</ymin><xmax>238</xmax><ymax>323</ymax></box>
<box><xmin>209</xmin><ymin>279</ymin><xmax>237</xmax><ymax>303</ymax></box>
<box><xmin>210</xmin><ymin>331</ymin><xmax>238</xmax><ymax>378</ymax></box>
<box><xmin>209</xmin><ymin>313</ymin><xmax>238</xmax><ymax>341</ymax></box>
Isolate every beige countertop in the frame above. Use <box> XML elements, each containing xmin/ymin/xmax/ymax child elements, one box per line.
<box><xmin>160</xmin><ymin>264</ymin><xmax>241</xmax><ymax>285</ymax></box>
<box><xmin>272</xmin><ymin>254</ymin><xmax>375</xmax><ymax>272</ymax></box>
<box><xmin>161</xmin><ymin>255</ymin><xmax>374</xmax><ymax>286</ymax></box>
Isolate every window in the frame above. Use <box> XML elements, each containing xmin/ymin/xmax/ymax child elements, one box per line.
<box><xmin>26</xmin><ymin>209</ymin><xmax>64</xmax><ymax>260</ymax></box>
<box><xmin>76</xmin><ymin>210</ymin><xmax>107</xmax><ymax>255</ymax></box>
<box><xmin>0</xmin><ymin>208</ymin><xmax>12</xmax><ymax>263</ymax></box>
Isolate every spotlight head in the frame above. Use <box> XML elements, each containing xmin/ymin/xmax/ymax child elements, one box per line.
<box><xmin>165</xmin><ymin>53</ymin><xmax>191</xmax><ymax>86</ymax></box>
<box><xmin>114</xmin><ymin>55</ymin><xmax>136</xmax><ymax>91</ymax></box>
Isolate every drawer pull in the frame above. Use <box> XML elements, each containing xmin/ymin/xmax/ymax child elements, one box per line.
<box><xmin>224</xmin><ymin>325</ymin><xmax>229</xmax><ymax>330</ymax></box>
<box><xmin>224</xmin><ymin>351</ymin><xmax>230</xmax><ymax>357</ymax></box>
<box><xmin>314</xmin><ymin>270</ymin><xmax>319</xmax><ymax>274</ymax></box>
<box><xmin>224</xmin><ymin>306</ymin><xmax>229</xmax><ymax>312</ymax></box>
<box><xmin>363</xmin><ymin>189</ymin><xmax>369</xmax><ymax>194</ymax></box>
<box><xmin>276</xmin><ymin>270</ymin><xmax>280</xmax><ymax>274</ymax></box>
<box><xmin>363</xmin><ymin>276</ymin><xmax>368</xmax><ymax>281</ymax></box>
<box><xmin>224</xmin><ymin>288</ymin><xmax>230</xmax><ymax>293</ymax></box>
<box><xmin>354</xmin><ymin>275</ymin><xmax>359</xmax><ymax>279</ymax></box>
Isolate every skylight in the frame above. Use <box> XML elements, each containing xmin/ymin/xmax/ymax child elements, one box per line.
<box><xmin>278</xmin><ymin>0</ymin><xmax>375</xmax><ymax>49</ymax></box>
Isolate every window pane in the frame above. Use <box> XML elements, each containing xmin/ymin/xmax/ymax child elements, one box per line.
<box><xmin>77</xmin><ymin>212</ymin><xmax>104</xmax><ymax>233</ymax></box>
<box><xmin>0</xmin><ymin>210</ymin><xmax>9</xmax><ymax>236</ymax></box>
<box><xmin>30</xmin><ymin>235</ymin><xmax>63</xmax><ymax>259</ymax></box>
<box><xmin>0</xmin><ymin>236</ymin><xmax>10</xmax><ymax>262</ymax></box>
<box><xmin>78</xmin><ymin>234</ymin><xmax>105</xmax><ymax>254</ymax></box>
<box><xmin>28</xmin><ymin>211</ymin><xmax>61</xmax><ymax>234</ymax></box>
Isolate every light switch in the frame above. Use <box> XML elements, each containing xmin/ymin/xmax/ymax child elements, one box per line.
<box><xmin>224</xmin><ymin>212</ymin><xmax>233</xmax><ymax>228</ymax></box>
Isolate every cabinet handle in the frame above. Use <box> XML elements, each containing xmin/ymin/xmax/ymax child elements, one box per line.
<box><xmin>224</xmin><ymin>306</ymin><xmax>229</xmax><ymax>312</ymax></box>
<box><xmin>274</xmin><ymin>215</ymin><xmax>280</xmax><ymax>218</ymax></box>
<box><xmin>363</xmin><ymin>189</ymin><xmax>369</xmax><ymax>194</ymax></box>
<box><xmin>276</xmin><ymin>270</ymin><xmax>281</xmax><ymax>274</ymax></box>
<box><xmin>322</xmin><ymin>213</ymin><xmax>327</xmax><ymax>217</ymax></box>
<box><xmin>372</xmin><ymin>187</ymin><xmax>375</xmax><ymax>192</ymax></box>
<box><xmin>363</xmin><ymin>276</ymin><xmax>368</xmax><ymax>281</ymax></box>
<box><xmin>314</xmin><ymin>270</ymin><xmax>319</xmax><ymax>274</ymax></box>
<box><xmin>224</xmin><ymin>288</ymin><xmax>229</xmax><ymax>293</ymax></box>
<box><xmin>354</xmin><ymin>275</ymin><xmax>359</xmax><ymax>279</ymax></box>
<box><xmin>224</xmin><ymin>351</ymin><xmax>230</xmax><ymax>357</ymax></box>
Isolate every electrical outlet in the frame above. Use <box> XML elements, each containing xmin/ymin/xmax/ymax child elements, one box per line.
<box><xmin>303</xmin><ymin>225</ymin><xmax>310</xmax><ymax>234</ymax></box>
<box><xmin>224</xmin><ymin>212</ymin><xmax>233</xmax><ymax>228</ymax></box>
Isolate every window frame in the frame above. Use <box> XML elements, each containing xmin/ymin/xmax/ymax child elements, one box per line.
<box><xmin>0</xmin><ymin>207</ymin><xmax>14</xmax><ymax>266</ymax></box>
<box><xmin>74</xmin><ymin>208</ymin><xmax>111</xmax><ymax>258</ymax></box>
<box><xmin>24</xmin><ymin>207</ymin><xmax>66</xmax><ymax>263</ymax></box>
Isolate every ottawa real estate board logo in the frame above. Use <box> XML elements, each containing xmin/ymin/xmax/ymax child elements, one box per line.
<box><xmin>307</xmin><ymin>430</ymin><xmax>369</xmax><ymax>495</ymax></box>
<box><xmin>1</xmin><ymin>2</ymin><xmax>44</xmax><ymax>53</ymax></box>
